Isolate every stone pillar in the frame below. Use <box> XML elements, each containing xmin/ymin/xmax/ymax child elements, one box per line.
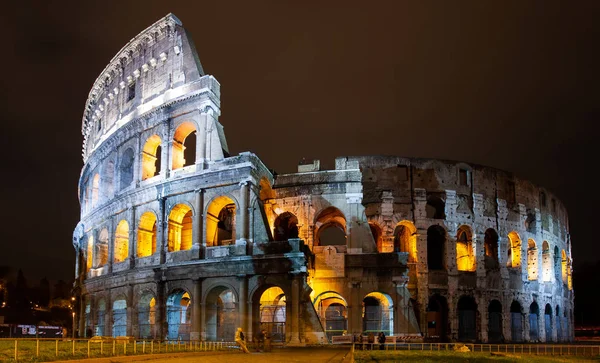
<box><xmin>197</xmin><ymin>111</ymin><xmax>207</xmax><ymax>167</ymax></box>
<box><xmin>287</xmin><ymin>274</ymin><xmax>302</xmax><ymax>345</ymax></box>
<box><xmin>128</xmin><ymin>207</ymin><xmax>136</xmax><ymax>269</ymax></box>
<box><xmin>160</xmin><ymin>136</ymin><xmax>169</xmax><ymax>178</ymax></box>
<box><xmin>155</xmin><ymin>281</ymin><xmax>166</xmax><ymax>340</ymax></box>
<box><xmin>108</xmin><ymin>217</ymin><xmax>115</xmax><ymax>273</ymax></box>
<box><xmin>347</xmin><ymin>281</ymin><xmax>361</xmax><ymax>335</ymax></box>
<box><xmin>238</xmin><ymin>181</ymin><xmax>250</xmax><ymax>245</ymax></box>
<box><xmin>479</xmin><ymin>296</ymin><xmax>488</xmax><ymax>342</ymax></box>
<box><xmin>78</xmin><ymin>295</ymin><xmax>86</xmax><ymax>337</ymax></box>
<box><xmin>191</xmin><ymin>279</ymin><xmax>202</xmax><ymax>340</ymax></box>
<box><xmin>238</xmin><ymin>276</ymin><xmax>248</xmax><ymax>334</ymax></box>
<box><xmin>105</xmin><ymin>294</ymin><xmax>113</xmax><ymax>337</ymax></box>
<box><xmin>194</xmin><ymin>189</ymin><xmax>205</xmax><ymax>259</ymax></box>
<box><xmin>159</xmin><ymin>197</ymin><xmax>167</xmax><ymax>264</ymax></box>
<box><xmin>127</xmin><ymin>284</ymin><xmax>135</xmax><ymax>337</ymax></box>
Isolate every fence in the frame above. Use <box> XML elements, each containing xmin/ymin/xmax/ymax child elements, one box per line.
<box><xmin>350</xmin><ymin>342</ymin><xmax>600</xmax><ymax>356</ymax></box>
<box><xmin>0</xmin><ymin>338</ymin><xmax>238</xmax><ymax>362</ymax></box>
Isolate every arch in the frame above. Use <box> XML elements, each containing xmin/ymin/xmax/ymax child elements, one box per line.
<box><xmin>114</xmin><ymin>220</ymin><xmax>129</xmax><ymax>263</ymax></box>
<box><xmin>544</xmin><ymin>304</ymin><xmax>553</xmax><ymax>342</ymax></box>
<box><xmin>457</xmin><ymin>295</ymin><xmax>477</xmax><ymax>341</ymax></box>
<box><xmin>96</xmin><ymin>228</ymin><xmax>109</xmax><ymax>267</ymax></box>
<box><xmin>96</xmin><ymin>299</ymin><xmax>106</xmax><ymax>337</ymax></box>
<box><xmin>561</xmin><ymin>250</ymin><xmax>567</xmax><ymax>284</ymax></box>
<box><xmin>84</xmin><ymin>301</ymin><xmax>92</xmax><ymax>337</ymax></box>
<box><xmin>91</xmin><ymin>174</ymin><xmax>100</xmax><ymax>207</ymax></box>
<box><xmin>456</xmin><ymin>225</ymin><xmax>475</xmax><ymax>271</ymax></box>
<box><xmin>104</xmin><ymin>159</ymin><xmax>115</xmax><ymax>199</ymax></box>
<box><xmin>427</xmin><ymin>225</ymin><xmax>446</xmax><ymax>270</ymax></box>
<box><xmin>168</xmin><ymin>204</ymin><xmax>193</xmax><ymax>252</ymax></box>
<box><xmin>488</xmin><ymin>300</ymin><xmax>503</xmax><ymax>343</ymax></box>
<box><xmin>172</xmin><ymin>122</ymin><xmax>197</xmax><ymax>170</ymax></box>
<box><xmin>274</xmin><ymin>212</ymin><xmax>299</xmax><ymax>241</ymax></box>
<box><xmin>484</xmin><ymin>228</ymin><xmax>499</xmax><ymax>270</ymax></box>
<box><xmin>510</xmin><ymin>301</ymin><xmax>523</xmax><ymax>342</ymax></box>
<box><xmin>393</xmin><ymin>221</ymin><xmax>418</xmax><ymax>262</ymax></box>
<box><xmin>141</xmin><ymin>135</ymin><xmax>162</xmax><ymax>180</ymax></box>
<box><xmin>527</xmin><ymin>239</ymin><xmax>538</xmax><ymax>280</ymax></box>
<box><xmin>259</xmin><ymin>177</ymin><xmax>275</xmax><ymax>201</ymax></box>
<box><xmin>138</xmin><ymin>293</ymin><xmax>156</xmax><ymax>339</ymax></box>
<box><xmin>541</xmin><ymin>241</ymin><xmax>551</xmax><ymax>282</ymax></box>
<box><xmin>86</xmin><ymin>235</ymin><xmax>93</xmax><ymax>272</ymax></box>
<box><xmin>529</xmin><ymin>302</ymin><xmax>540</xmax><ymax>341</ymax></box>
<box><xmin>553</xmin><ymin>246</ymin><xmax>560</xmax><ymax>281</ymax></box>
<box><xmin>362</xmin><ymin>292</ymin><xmax>393</xmax><ymax>336</ymax></box>
<box><xmin>259</xmin><ymin>286</ymin><xmax>287</xmax><ymax>342</ymax></box>
<box><xmin>206</xmin><ymin>196</ymin><xmax>236</xmax><ymax>247</ymax></box>
<box><xmin>205</xmin><ymin>286</ymin><xmax>238</xmax><ymax>341</ymax></box>
<box><xmin>137</xmin><ymin>212</ymin><xmax>157</xmax><ymax>257</ymax></box>
<box><xmin>112</xmin><ymin>297</ymin><xmax>127</xmax><ymax>337</ymax></box>
<box><xmin>507</xmin><ymin>231</ymin><xmax>522</xmax><ymax>268</ymax></box>
<box><xmin>369</xmin><ymin>222</ymin><xmax>383</xmax><ymax>252</ymax></box>
<box><xmin>556</xmin><ymin>305</ymin><xmax>562</xmax><ymax>341</ymax></box>
<box><xmin>167</xmin><ymin>289</ymin><xmax>191</xmax><ymax>340</ymax></box>
<box><xmin>314</xmin><ymin>207</ymin><xmax>347</xmax><ymax>246</ymax></box>
<box><xmin>314</xmin><ymin>291</ymin><xmax>347</xmax><ymax>342</ymax></box>
<box><xmin>427</xmin><ymin>294</ymin><xmax>448</xmax><ymax>341</ymax></box>
<box><xmin>119</xmin><ymin>148</ymin><xmax>134</xmax><ymax>190</ymax></box>
<box><xmin>426</xmin><ymin>195</ymin><xmax>445</xmax><ymax>219</ymax></box>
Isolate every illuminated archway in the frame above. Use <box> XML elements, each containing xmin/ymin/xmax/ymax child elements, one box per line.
<box><xmin>86</xmin><ymin>235</ymin><xmax>93</xmax><ymax>272</ymax></box>
<box><xmin>167</xmin><ymin>290</ymin><xmax>191</xmax><ymax>340</ymax></box>
<box><xmin>141</xmin><ymin>135</ymin><xmax>162</xmax><ymax>180</ymax></box>
<box><xmin>259</xmin><ymin>287</ymin><xmax>287</xmax><ymax>342</ymax></box>
<box><xmin>362</xmin><ymin>292</ymin><xmax>393</xmax><ymax>336</ymax></box>
<box><xmin>561</xmin><ymin>250</ymin><xmax>567</xmax><ymax>284</ymax></box>
<box><xmin>314</xmin><ymin>291</ymin><xmax>347</xmax><ymax>342</ymax></box>
<box><xmin>206</xmin><ymin>196</ymin><xmax>236</xmax><ymax>247</ymax></box>
<box><xmin>369</xmin><ymin>222</ymin><xmax>383</xmax><ymax>252</ymax></box>
<box><xmin>205</xmin><ymin>286</ymin><xmax>237</xmax><ymax>341</ymax></box>
<box><xmin>527</xmin><ymin>239</ymin><xmax>538</xmax><ymax>280</ymax></box>
<box><xmin>484</xmin><ymin>229</ymin><xmax>499</xmax><ymax>270</ymax></box>
<box><xmin>168</xmin><ymin>204</ymin><xmax>193</xmax><ymax>252</ymax></box>
<box><xmin>137</xmin><ymin>212</ymin><xmax>157</xmax><ymax>257</ymax></box>
<box><xmin>314</xmin><ymin>207</ymin><xmax>346</xmax><ymax>246</ymax></box>
<box><xmin>112</xmin><ymin>297</ymin><xmax>127</xmax><ymax>337</ymax></box>
<box><xmin>274</xmin><ymin>212</ymin><xmax>299</xmax><ymax>241</ymax></box>
<box><xmin>138</xmin><ymin>293</ymin><xmax>156</xmax><ymax>339</ymax></box>
<box><xmin>393</xmin><ymin>221</ymin><xmax>417</xmax><ymax>262</ymax></box>
<box><xmin>456</xmin><ymin>226</ymin><xmax>475</xmax><ymax>271</ymax></box>
<box><xmin>541</xmin><ymin>241</ymin><xmax>551</xmax><ymax>281</ymax></box>
<box><xmin>507</xmin><ymin>231</ymin><xmax>522</xmax><ymax>268</ymax></box>
<box><xmin>96</xmin><ymin>228</ymin><xmax>108</xmax><ymax>267</ymax></box>
<box><xmin>172</xmin><ymin>122</ymin><xmax>197</xmax><ymax>170</ymax></box>
<box><xmin>114</xmin><ymin>220</ymin><xmax>129</xmax><ymax>263</ymax></box>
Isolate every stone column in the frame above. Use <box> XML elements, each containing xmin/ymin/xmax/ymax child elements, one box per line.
<box><xmin>155</xmin><ymin>281</ymin><xmax>166</xmax><ymax>340</ymax></box>
<box><xmin>78</xmin><ymin>295</ymin><xmax>86</xmax><ymax>337</ymax></box>
<box><xmin>105</xmin><ymin>293</ymin><xmax>113</xmax><ymax>337</ymax></box>
<box><xmin>238</xmin><ymin>276</ymin><xmax>248</xmax><ymax>334</ymax></box>
<box><xmin>128</xmin><ymin>207</ymin><xmax>136</xmax><ymax>269</ymax></box>
<box><xmin>238</xmin><ymin>181</ymin><xmax>250</xmax><ymax>245</ymax></box>
<box><xmin>108</xmin><ymin>217</ymin><xmax>115</xmax><ymax>273</ymax></box>
<box><xmin>127</xmin><ymin>284</ymin><xmax>135</xmax><ymax>337</ymax></box>
<box><xmin>160</xmin><ymin>136</ymin><xmax>169</xmax><ymax>178</ymax></box>
<box><xmin>194</xmin><ymin>189</ymin><xmax>205</xmax><ymax>259</ymax></box>
<box><xmin>159</xmin><ymin>197</ymin><xmax>167</xmax><ymax>264</ymax></box>
<box><xmin>348</xmin><ymin>281</ymin><xmax>361</xmax><ymax>335</ymax></box>
<box><xmin>191</xmin><ymin>279</ymin><xmax>202</xmax><ymax>340</ymax></box>
<box><xmin>287</xmin><ymin>274</ymin><xmax>302</xmax><ymax>345</ymax></box>
<box><xmin>197</xmin><ymin>110</ymin><xmax>207</xmax><ymax>167</ymax></box>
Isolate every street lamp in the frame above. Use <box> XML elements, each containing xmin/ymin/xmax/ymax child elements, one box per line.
<box><xmin>72</xmin><ymin>312</ymin><xmax>76</xmax><ymax>339</ymax></box>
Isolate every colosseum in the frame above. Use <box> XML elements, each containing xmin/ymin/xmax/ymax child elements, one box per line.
<box><xmin>72</xmin><ymin>14</ymin><xmax>574</xmax><ymax>344</ymax></box>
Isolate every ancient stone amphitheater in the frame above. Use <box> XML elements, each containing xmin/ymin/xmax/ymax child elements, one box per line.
<box><xmin>72</xmin><ymin>14</ymin><xmax>574</xmax><ymax>344</ymax></box>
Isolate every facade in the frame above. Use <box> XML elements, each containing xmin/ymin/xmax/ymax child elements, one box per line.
<box><xmin>72</xmin><ymin>14</ymin><xmax>574</xmax><ymax>344</ymax></box>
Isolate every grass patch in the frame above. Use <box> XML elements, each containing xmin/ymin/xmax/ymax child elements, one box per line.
<box><xmin>354</xmin><ymin>350</ymin><xmax>600</xmax><ymax>362</ymax></box>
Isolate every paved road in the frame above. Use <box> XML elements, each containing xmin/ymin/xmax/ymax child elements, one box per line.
<box><xmin>143</xmin><ymin>347</ymin><xmax>350</xmax><ymax>363</ymax></box>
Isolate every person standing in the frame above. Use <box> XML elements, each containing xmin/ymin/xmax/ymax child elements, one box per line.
<box><xmin>235</xmin><ymin>327</ymin><xmax>250</xmax><ymax>353</ymax></box>
<box><xmin>377</xmin><ymin>331</ymin><xmax>386</xmax><ymax>350</ymax></box>
<box><xmin>262</xmin><ymin>329</ymin><xmax>271</xmax><ymax>352</ymax></box>
<box><xmin>367</xmin><ymin>332</ymin><xmax>375</xmax><ymax>350</ymax></box>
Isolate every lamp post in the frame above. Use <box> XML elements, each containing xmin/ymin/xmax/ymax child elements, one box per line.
<box><xmin>71</xmin><ymin>296</ymin><xmax>76</xmax><ymax>339</ymax></box>
<box><xmin>72</xmin><ymin>312</ymin><xmax>76</xmax><ymax>339</ymax></box>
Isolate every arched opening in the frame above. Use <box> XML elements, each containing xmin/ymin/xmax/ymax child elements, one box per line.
<box><xmin>96</xmin><ymin>299</ymin><xmax>106</xmax><ymax>337</ymax></box>
<box><xmin>137</xmin><ymin>212</ymin><xmax>157</xmax><ymax>258</ymax></box>
<box><xmin>527</xmin><ymin>239</ymin><xmax>538</xmax><ymax>280</ymax></box>
<box><xmin>168</xmin><ymin>204</ymin><xmax>193</xmax><ymax>252</ymax></box>
<box><xmin>362</xmin><ymin>292</ymin><xmax>393</xmax><ymax>336</ymax></box>
<box><xmin>314</xmin><ymin>292</ymin><xmax>347</xmax><ymax>342</ymax></box>
<box><xmin>84</xmin><ymin>302</ymin><xmax>92</xmax><ymax>337</ymax></box>
<box><xmin>119</xmin><ymin>148</ymin><xmax>134</xmax><ymax>190</ymax></box>
<box><xmin>314</xmin><ymin>207</ymin><xmax>346</xmax><ymax>246</ymax></box>
<box><xmin>104</xmin><ymin>159</ymin><xmax>115</xmax><ymax>200</ymax></box>
<box><xmin>205</xmin><ymin>287</ymin><xmax>237</xmax><ymax>341</ymax></box>
<box><xmin>510</xmin><ymin>301</ymin><xmax>523</xmax><ymax>342</ymax></box>
<box><xmin>96</xmin><ymin>229</ymin><xmax>109</xmax><ymax>267</ymax></box>
<box><xmin>259</xmin><ymin>287</ymin><xmax>286</xmax><ymax>342</ymax></box>
<box><xmin>91</xmin><ymin>174</ymin><xmax>100</xmax><ymax>207</ymax></box>
<box><xmin>369</xmin><ymin>222</ymin><xmax>383</xmax><ymax>252</ymax></box>
<box><xmin>393</xmin><ymin>221</ymin><xmax>418</xmax><ymax>262</ymax></box>
<box><xmin>426</xmin><ymin>195</ymin><xmax>445</xmax><ymax>219</ymax></box>
<box><xmin>456</xmin><ymin>226</ymin><xmax>475</xmax><ymax>272</ymax></box>
<box><xmin>488</xmin><ymin>300</ymin><xmax>503</xmax><ymax>343</ymax></box>
<box><xmin>567</xmin><ymin>258</ymin><xmax>573</xmax><ymax>290</ymax></box>
<box><xmin>529</xmin><ymin>302</ymin><xmax>540</xmax><ymax>341</ymax></box>
<box><xmin>141</xmin><ymin>135</ymin><xmax>162</xmax><ymax>180</ymax></box>
<box><xmin>112</xmin><ymin>297</ymin><xmax>127</xmax><ymax>337</ymax></box>
<box><xmin>172</xmin><ymin>122</ymin><xmax>197</xmax><ymax>170</ymax></box>
<box><xmin>507</xmin><ymin>231</ymin><xmax>522</xmax><ymax>269</ymax></box>
<box><xmin>114</xmin><ymin>220</ymin><xmax>129</xmax><ymax>263</ymax></box>
<box><xmin>138</xmin><ymin>294</ymin><xmax>156</xmax><ymax>339</ymax></box>
<box><xmin>86</xmin><ymin>236</ymin><xmax>93</xmax><ymax>272</ymax></box>
<box><xmin>556</xmin><ymin>306</ymin><xmax>562</xmax><ymax>341</ymax></box>
<box><xmin>542</xmin><ymin>241</ymin><xmax>551</xmax><ymax>282</ymax></box>
<box><xmin>457</xmin><ymin>296</ymin><xmax>477</xmax><ymax>341</ymax></box>
<box><xmin>484</xmin><ymin>229</ymin><xmax>499</xmax><ymax>270</ymax></box>
<box><xmin>427</xmin><ymin>225</ymin><xmax>446</xmax><ymax>270</ymax></box>
<box><xmin>427</xmin><ymin>295</ymin><xmax>448</xmax><ymax>341</ymax></box>
<box><xmin>561</xmin><ymin>250</ymin><xmax>567</xmax><ymax>284</ymax></box>
<box><xmin>274</xmin><ymin>212</ymin><xmax>299</xmax><ymax>241</ymax></box>
<box><xmin>167</xmin><ymin>290</ymin><xmax>191</xmax><ymax>340</ymax></box>
<box><xmin>206</xmin><ymin>196</ymin><xmax>236</xmax><ymax>247</ymax></box>
<box><xmin>544</xmin><ymin>304</ymin><xmax>552</xmax><ymax>343</ymax></box>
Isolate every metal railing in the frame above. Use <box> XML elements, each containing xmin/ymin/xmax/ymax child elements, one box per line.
<box><xmin>350</xmin><ymin>342</ymin><xmax>600</xmax><ymax>356</ymax></box>
<box><xmin>0</xmin><ymin>338</ymin><xmax>238</xmax><ymax>362</ymax></box>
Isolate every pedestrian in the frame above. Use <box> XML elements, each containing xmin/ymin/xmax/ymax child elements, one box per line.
<box><xmin>254</xmin><ymin>329</ymin><xmax>265</xmax><ymax>352</ymax></box>
<box><xmin>235</xmin><ymin>327</ymin><xmax>250</xmax><ymax>353</ymax></box>
<box><xmin>367</xmin><ymin>332</ymin><xmax>375</xmax><ymax>350</ymax></box>
<box><xmin>357</xmin><ymin>332</ymin><xmax>364</xmax><ymax>350</ymax></box>
<box><xmin>377</xmin><ymin>331</ymin><xmax>386</xmax><ymax>350</ymax></box>
<box><xmin>262</xmin><ymin>329</ymin><xmax>271</xmax><ymax>352</ymax></box>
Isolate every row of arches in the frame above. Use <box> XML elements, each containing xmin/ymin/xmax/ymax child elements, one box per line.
<box><xmin>427</xmin><ymin>295</ymin><xmax>572</xmax><ymax>342</ymax></box>
<box><xmin>82</xmin><ymin>121</ymin><xmax>199</xmax><ymax>213</ymax></box>
<box><xmin>85</xmin><ymin>196</ymin><xmax>237</xmax><ymax>271</ymax></box>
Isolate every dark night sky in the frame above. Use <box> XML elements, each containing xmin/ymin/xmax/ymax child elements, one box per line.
<box><xmin>1</xmin><ymin>2</ymin><xmax>599</xmax><ymax>290</ymax></box>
